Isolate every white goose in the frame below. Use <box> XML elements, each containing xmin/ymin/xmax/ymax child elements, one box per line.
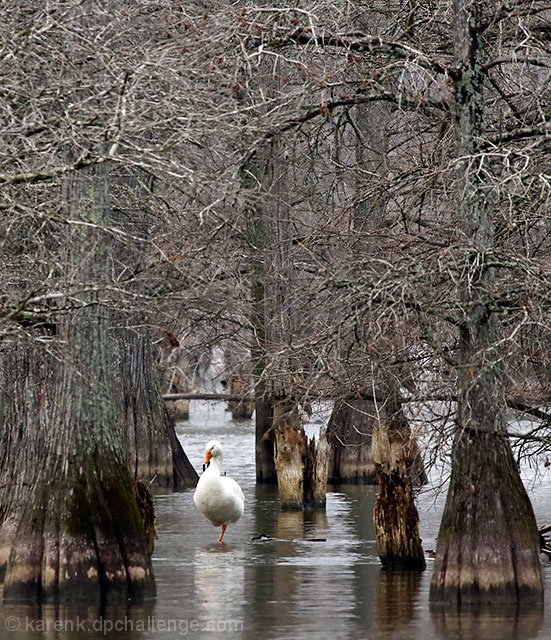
<box><xmin>193</xmin><ymin>440</ymin><xmax>244</xmax><ymax>543</ymax></box>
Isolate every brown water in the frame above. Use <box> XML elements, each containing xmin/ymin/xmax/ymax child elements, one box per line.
<box><xmin>1</xmin><ymin>401</ymin><xmax>551</xmax><ymax>639</ymax></box>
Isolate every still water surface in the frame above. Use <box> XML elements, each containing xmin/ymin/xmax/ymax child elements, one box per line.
<box><xmin>1</xmin><ymin>401</ymin><xmax>551</xmax><ymax>639</ymax></box>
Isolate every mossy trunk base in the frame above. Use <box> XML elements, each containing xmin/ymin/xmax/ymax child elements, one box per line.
<box><xmin>430</xmin><ymin>433</ymin><xmax>543</xmax><ymax>605</ymax></box>
<box><xmin>2</xmin><ymin>468</ymin><xmax>155</xmax><ymax>603</ymax></box>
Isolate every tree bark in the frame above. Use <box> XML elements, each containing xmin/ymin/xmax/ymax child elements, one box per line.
<box><xmin>110</xmin><ymin>166</ymin><xmax>197</xmax><ymax>489</ymax></box>
<box><xmin>119</xmin><ymin>328</ymin><xmax>197</xmax><ymax>488</ymax></box>
<box><xmin>0</xmin><ymin>163</ymin><xmax>156</xmax><ymax>602</ymax></box>
<box><xmin>0</xmin><ymin>341</ymin><xmax>155</xmax><ymax>602</ymax></box>
<box><xmin>263</xmin><ymin>134</ymin><xmax>303</xmax><ymax>505</ymax></box>
<box><xmin>327</xmin><ymin>399</ymin><xmax>377</xmax><ymax>484</ymax></box>
<box><xmin>242</xmin><ymin>151</ymin><xmax>278</xmax><ymax>484</ymax></box>
<box><xmin>430</xmin><ymin>0</ymin><xmax>543</xmax><ymax>604</ymax></box>
<box><xmin>325</xmin><ymin>98</ymin><xmax>389</xmax><ymax>484</ymax></box>
<box><xmin>351</xmin><ymin>91</ymin><xmax>427</xmax><ymax>564</ymax></box>
<box><xmin>273</xmin><ymin>401</ymin><xmax>306</xmax><ymax>509</ymax></box>
<box><xmin>372</xmin><ymin>382</ymin><xmax>425</xmax><ymax>570</ymax></box>
<box><xmin>262</xmin><ymin>133</ymin><xmax>329</xmax><ymax>509</ymax></box>
<box><xmin>273</xmin><ymin>400</ymin><xmax>329</xmax><ymax>510</ymax></box>
<box><xmin>244</xmin><ymin>132</ymin><xmax>327</xmax><ymax>497</ymax></box>
<box><xmin>255</xmin><ymin>393</ymin><xmax>277</xmax><ymax>484</ymax></box>
<box><xmin>303</xmin><ymin>427</ymin><xmax>330</xmax><ymax>509</ymax></box>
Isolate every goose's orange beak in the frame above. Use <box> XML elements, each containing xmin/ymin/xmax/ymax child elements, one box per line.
<box><xmin>205</xmin><ymin>450</ymin><xmax>212</xmax><ymax>464</ymax></box>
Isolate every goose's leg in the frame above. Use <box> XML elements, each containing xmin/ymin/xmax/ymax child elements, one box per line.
<box><xmin>218</xmin><ymin>524</ymin><xmax>227</xmax><ymax>543</ymax></box>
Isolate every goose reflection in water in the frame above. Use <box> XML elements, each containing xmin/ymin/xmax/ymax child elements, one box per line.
<box><xmin>193</xmin><ymin>545</ymin><xmax>246</xmax><ymax>627</ymax></box>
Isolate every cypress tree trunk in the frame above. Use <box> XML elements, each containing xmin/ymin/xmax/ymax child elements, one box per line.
<box><xmin>327</xmin><ymin>395</ymin><xmax>425</xmax><ymax>487</ymax></box>
<box><xmin>326</xmin><ymin>97</ymin><xmax>391</xmax><ymax>487</ymax></box>
<box><xmin>327</xmin><ymin>399</ymin><xmax>377</xmax><ymax>484</ymax></box>
<box><xmin>252</xmin><ymin>281</ymin><xmax>276</xmax><ymax>484</ymax></box>
<box><xmin>0</xmin><ymin>163</ymin><xmax>155</xmax><ymax>602</ymax></box>
<box><xmin>255</xmin><ymin>393</ymin><xmax>277</xmax><ymax>484</ymax></box>
<box><xmin>335</xmin><ymin>52</ymin><xmax>425</xmax><ymax>552</ymax></box>
<box><xmin>429</xmin><ymin>0</ymin><xmax>543</xmax><ymax>604</ymax></box>
<box><xmin>119</xmin><ymin>328</ymin><xmax>197</xmax><ymax>488</ymax></box>
<box><xmin>273</xmin><ymin>400</ymin><xmax>329</xmax><ymax>510</ymax></box>
<box><xmin>0</xmin><ymin>337</ymin><xmax>154</xmax><ymax>602</ymax></box>
<box><xmin>243</xmin><ymin>153</ymin><xmax>277</xmax><ymax>484</ymax></box>
<box><xmin>110</xmin><ymin>166</ymin><xmax>197</xmax><ymax>488</ymax></box>
<box><xmin>303</xmin><ymin>427</ymin><xmax>330</xmax><ymax>509</ymax></box>
<box><xmin>273</xmin><ymin>401</ymin><xmax>306</xmax><ymax>509</ymax></box>
<box><xmin>263</xmin><ymin>135</ymin><xmax>328</xmax><ymax>509</ymax></box>
<box><xmin>264</xmin><ymin>135</ymin><xmax>305</xmax><ymax>507</ymax></box>
<box><xmin>244</xmin><ymin>130</ymin><xmax>329</xmax><ymax>504</ymax></box>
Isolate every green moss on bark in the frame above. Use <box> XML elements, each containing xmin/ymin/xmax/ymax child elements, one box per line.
<box><xmin>430</xmin><ymin>431</ymin><xmax>543</xmax><ymax>604</ymax></box>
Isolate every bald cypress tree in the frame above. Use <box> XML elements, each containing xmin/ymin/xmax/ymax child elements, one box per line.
<box><xmin>0</xmin><ymin>164</ymin><xmax>155</xmax><ymax>602</ymax></box>
<box><xmin>429</xmin><ymin>0</ymin><xmax>543</xmax><ymax>604</ymax></box>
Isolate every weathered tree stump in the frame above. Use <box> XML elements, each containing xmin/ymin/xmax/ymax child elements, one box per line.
<box><xmin>372</xmin><ymin>426</ymin><xmax>425</xmax><ymax>570</ymax></box>
<box><xmin>370</xmin><ymin>376</ymin><xmax>426</xmax><ymax>570</ymax></box>
<box><xmin>304</xmin><ymin>428</ymin><xmax>330</xmax><ymax>509</ymax></box>
<box><xmin>273</xmin><ymin>401</ymin><xmax>329</xmax><ymax>510</ymax></box>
